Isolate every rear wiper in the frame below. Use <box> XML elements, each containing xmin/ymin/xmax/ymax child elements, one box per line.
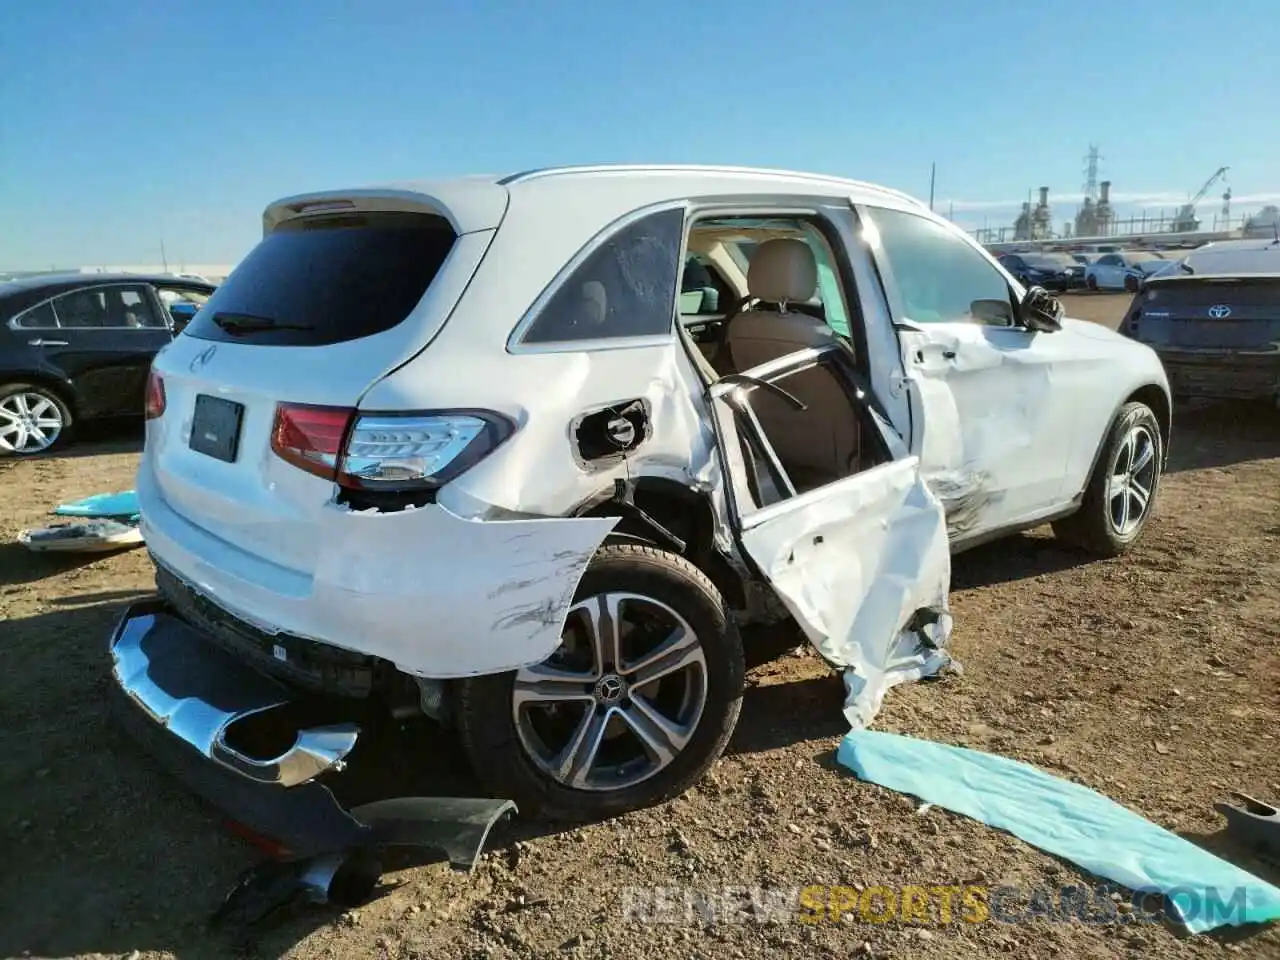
<box><xmin>212</xmin><ymin>312</ymin><xmax>315</xmax><ymax>335</ymax></box>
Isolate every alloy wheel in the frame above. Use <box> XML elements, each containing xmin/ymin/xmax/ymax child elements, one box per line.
<box><xmin>0</xmin><ymin>391</ymin><xmax>64</xmax><ymax>454</ymax></box>
<box><xmin>1107</xmin><ymin>423</ymin><xmax>1158</xmax><ymax>536</ymax></box>
<box><xmin>512</xmin><ymin>592</ymin><xmax>708</xmax><ymax>792</ymax></box>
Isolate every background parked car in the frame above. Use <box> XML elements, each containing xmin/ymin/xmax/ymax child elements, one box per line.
<box><xmin>0</xmin><ymin>273</ymin><xmax>215</xmax><ymax>455</ymax></box>
<box><xmin>1176</xmin><ymin>236</ymin><xmax>1280</xmax><ymax>275</ymax></box>
<box><xmin>1085</xmin><ymin>251</ymin><xmax>1172</xmax><ymax>292</ymax></box>
<box><xmin>1120</xmin><ymin>237</ymin><xmax>1280</xmax><ymax>405</ymax></box>
<box><xmin>997</xmin><ymin>252</ymin><xmax>1085</xmax><ymax>291</ymax></box>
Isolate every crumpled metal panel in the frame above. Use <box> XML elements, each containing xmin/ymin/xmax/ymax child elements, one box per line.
<box><xmin>739</xmin><ymin>457</ymin><xmax>954</xmax><ymax>729</ymax></box>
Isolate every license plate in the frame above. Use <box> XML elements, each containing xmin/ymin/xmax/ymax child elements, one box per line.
<box><xmin>189</xmin><ymin>395</ymin><xmax>244</xmax><ymax>463</ymax></box>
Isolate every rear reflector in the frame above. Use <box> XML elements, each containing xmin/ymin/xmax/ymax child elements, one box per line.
<box><xmin>145</xmin><ymin>370</ymin><xmax>166</xmax><ymax>420</ymax></box>
<box><xmin>270</xmin><ymin>404</ymin><xmax>353</xmax><ymax>480</ymax></box>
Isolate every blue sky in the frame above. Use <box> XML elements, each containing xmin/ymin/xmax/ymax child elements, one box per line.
<box><xmin>2</xmin><ymin>0</ymin><xmax>1277</xmax><ymax>269</ymax></box>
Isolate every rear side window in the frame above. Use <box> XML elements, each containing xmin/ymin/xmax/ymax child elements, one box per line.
<box><xmin>184</xmin><ymin>212</ymin><xmax>456</xmax><ymax>346</ymax></box>
<box><xmin>13</xmin><ymin>302</ymin><xmax>59</xmax><ymax>329</ymax></box>
<box><xmin>519</xmin><ymin>208</ymin><xmax>683</xmax><ymax>345</ymax></box>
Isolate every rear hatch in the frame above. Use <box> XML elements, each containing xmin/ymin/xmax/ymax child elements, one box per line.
<box><xmin>1124</xmin><ymin>275</ymin><xmax>1280</xmax><ymax>351</ymax></box>
<box><xmin>145</xmin><ymin>191</ymin><xmax>504</xmax><ymax>575</ymax></box>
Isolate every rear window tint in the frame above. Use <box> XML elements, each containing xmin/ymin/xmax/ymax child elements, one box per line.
<box><xmin>520</xmin><ymin>208</ymin><xmax>683</xmax><ymax>345</ymax></box>
<box><xmin>184</xmin><ymin>212</ymin><xmax>456</xmax><ymax>346</ymax></box>
<box><xmin>13</xmin><ymin>302</ymin><xmax>59</xmax><ymax>329</ymax></box>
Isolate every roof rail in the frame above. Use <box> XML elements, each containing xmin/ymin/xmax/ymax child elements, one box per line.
<box><xmin>498</xmin><ymin>163</ymin><xmax>923</xmax><ymax>207</ymax></box>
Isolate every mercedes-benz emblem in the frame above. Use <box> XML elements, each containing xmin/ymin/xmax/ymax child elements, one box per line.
<box><xmin>189</xmin><ymin>344</ymin><xmax>218</xmax><ymax>371</ymax></box>
<box><xmin>594</xmin><ymin>674</ymin><xmax>625</xmax><ymax>704</ymax></box>
<box><xmin>1207</xmin><ymin>304</ymin><xmax>1232</xmax><ymax>319</ymax></box>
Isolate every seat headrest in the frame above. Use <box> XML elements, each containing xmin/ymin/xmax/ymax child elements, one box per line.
<box><xmin>579</xmin><ymin>280</ymin><xmax>607</xmax><ymax>325</ymax></box>
<box><xmin>747</xmin><ymin>239</ymin><xmax>817</xmax><ymax>304</ymax></box>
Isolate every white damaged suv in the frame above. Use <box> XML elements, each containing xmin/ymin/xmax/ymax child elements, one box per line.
<box><xmin>120</xmin><ymin>165</ymin><xmax>1171</xmax><ymax>822</ymax></box>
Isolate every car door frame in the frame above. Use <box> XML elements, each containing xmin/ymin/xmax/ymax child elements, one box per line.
<box><xmin>682</xmin><ymin>200</ymin><xmax>915</xmax><ymax>445</ymax></box>
<box><xmin>12</xmin><ymin>282</ymin><xmax>174</xmax><ymax>418</ymax></box>
<box><xmin>852</xmin><ymin>202</ymin><xmax>1080</xmax><ymax>545</ymax></box>
<box><xmin>703</xmin><ymin>341</ymin><xmax>953</xmax><ymax>726</ymax></box>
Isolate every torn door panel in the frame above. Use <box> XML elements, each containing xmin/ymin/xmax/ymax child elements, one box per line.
<box><xmin>739</xmin><ymin>458</ymin><xmax>953</xmax><ymax>728</ymax></box>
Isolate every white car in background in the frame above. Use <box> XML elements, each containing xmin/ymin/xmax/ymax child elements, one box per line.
<box><xmin>1085</xmin><ymin>251</ymin><xmax>1174</xmax><ymax>291</ymax></box>
<box><xmin>111</xmin><ymin>165</ymin><xmax>1172</xmax><ymax>830</ymax></box>
<box><xmin>1178</xmin><ymin>236</ymin><xmax>1280</xmax><ymax>275</ymax></box>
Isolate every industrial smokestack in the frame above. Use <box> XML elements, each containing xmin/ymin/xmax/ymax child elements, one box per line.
<box><xmin>1100</xmin><ymin>181</ymin><xmax>1111</xmax><ymax>203</ymax></box>
<box><xmin>1038</xmin><ymin>187</ymin><xmax>1049</xmax><ymax>206</ymax></box>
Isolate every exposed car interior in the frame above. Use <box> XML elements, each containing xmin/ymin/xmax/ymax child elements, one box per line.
<box><xmin>676</xmin><ymin>217</ymin><xmax>890</xmax><ymax>509</ymax></box>
<box><xmin>677</xmin><ymin>217</ymin><xmax>852</xmax><ymax>376</ymax></box>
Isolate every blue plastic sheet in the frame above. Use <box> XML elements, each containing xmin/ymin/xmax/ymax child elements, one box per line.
<box><xmin>838</xmin><ymin>729</ymin><xmax>1280</xmax><ymax>933</ymax></box>
<box><xmin>53</xmin><ymin>490</ymin><xmax>139</xmax><ymax>522</ymax></box>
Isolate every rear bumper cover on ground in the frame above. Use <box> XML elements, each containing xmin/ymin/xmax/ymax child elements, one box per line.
<box><xmin>1154</xmin><ymin>349</ymin><xmax>1280</xmax><ymax>400</ymax></box>
<box><xmin>108</xmin><ymin>601</ymin><xmax>515</xmax><ymax>866</ymax></box>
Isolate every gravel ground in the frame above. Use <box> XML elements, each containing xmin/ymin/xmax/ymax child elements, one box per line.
<box><xmin>1</xmin><ymin>293</ymin><xmax>1278</xmax><ymax>959</ymax></box>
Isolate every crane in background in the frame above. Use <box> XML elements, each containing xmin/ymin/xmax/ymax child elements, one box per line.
<box><xmin>1170</xmin><ymin>166</ymin><xmax>1229</xmax><ymax>232</ymax></box>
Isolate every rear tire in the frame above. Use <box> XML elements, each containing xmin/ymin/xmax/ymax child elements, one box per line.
<box><xmin>0</xmin><ymin>383</ymin><xmax>73</xmax><ymax>457</ymax></box>
<box><xmin>1052</xmin><ymin>402</ymin><xmax>1162</xmax><ymax>557</ymax></box>
<box><xmin>455</xmin><ymin>544</ymin><xmax>744</xmax><ymax>822</ymax></box>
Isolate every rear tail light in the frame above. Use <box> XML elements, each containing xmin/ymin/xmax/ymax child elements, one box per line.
<box><xmin>270</xmin><ymin>404</ymin><xmax>513</xmax><ymax>490</ymax></box>
<box><xmin>145</xmin><ymin>369</ymin><xmax>166</xmax><ymax>419</ymax></box>
<box><xmin>270</xmin><ymin>404</ymin><xmax>353</xmax><ymax>480</ymax></box>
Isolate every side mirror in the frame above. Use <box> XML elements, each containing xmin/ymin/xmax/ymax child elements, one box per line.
<box><xmin>1019</xmin><ymin>286</ymin><xmax>1064</xmax><ymax>332</ymax></box>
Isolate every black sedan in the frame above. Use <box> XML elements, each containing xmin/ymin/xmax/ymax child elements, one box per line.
<box><xmin>997</xmin><ymin>253</ymin><xmax>1086</xmax><ymax>292</ymax></box>
<box><xmin>0</xmin><ymin>273</ymin><xmax>215</xmax><ymax>456</ymax></box>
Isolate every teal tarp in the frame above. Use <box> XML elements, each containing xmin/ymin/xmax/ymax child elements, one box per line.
<box><xmin>53</xmin><ymin>490</ymin><xmax>139</xmax><ymax>522</ymax></box>
<box><xmin>838</xmin><ymin>729</ymin><xmax>1280</xmax><ymax>933</ymax></box>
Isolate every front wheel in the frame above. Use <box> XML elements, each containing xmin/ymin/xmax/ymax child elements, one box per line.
<box><xmin>0</xmin><ymin>383</ymin><xmax>73</xmax><ymax>457</ymax></box>
<box><xmin>1052</xmin><ymin>401</ymin><xmax>1162</xmax><ymax>556</ymax></box>
<box><xmin>1124</xmin><ymin>275</ymin><xmax>1140</xmax><ymax>293</ymax></box>
<box><xmin>1086</xmin><ymin>275</ymin><xmax>1098</xmax><ymax>291</ymax></box>
<box><xmin>455</xmin><ymin>544</ymin><xmax>745</xmax><ymax>822</ymax></box>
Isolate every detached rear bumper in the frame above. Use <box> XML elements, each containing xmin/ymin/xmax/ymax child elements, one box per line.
<box><xmin>110</xmin><ymin>601</ymin><xmax>370</xmax><ymax>857</ymax></box>
<box><xmin>1155</xmin><ymin>349</ymin><xmax>1280</xmax><ymax>401</ymax></box>
<box><xmin>109</xmin><ymin>601</ymin><xmax>515</xmax><ymax>865</ymax></box>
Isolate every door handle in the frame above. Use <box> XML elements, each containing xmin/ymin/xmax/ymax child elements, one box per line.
<box><xmin>28</xmin><ymin>338</ymin><xmax>69</xmax><ymax>347</ymax></box>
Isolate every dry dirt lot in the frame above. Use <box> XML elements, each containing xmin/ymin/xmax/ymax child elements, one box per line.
<box><xmin>1</xmin><ymin>293</ymin><xmax>1278</xmax><ymax>959</ymax></box>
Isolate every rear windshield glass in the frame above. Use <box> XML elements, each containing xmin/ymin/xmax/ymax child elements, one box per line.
<box><xmin>184</xmin><ymin>212</ymin><xmax>456</xmax><ymax>346</ymax></box>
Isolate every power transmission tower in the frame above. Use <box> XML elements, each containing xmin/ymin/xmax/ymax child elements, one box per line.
<box><xmin>1082</xmin><ymin>145</ymin><xmax>1102</xmax><ymax>202</ymax></box>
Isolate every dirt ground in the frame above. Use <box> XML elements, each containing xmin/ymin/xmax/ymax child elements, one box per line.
<box><xmin>2</xmin><ymin>292</ymin><xmax>1278</xmax><ymax>959</ymax></box>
